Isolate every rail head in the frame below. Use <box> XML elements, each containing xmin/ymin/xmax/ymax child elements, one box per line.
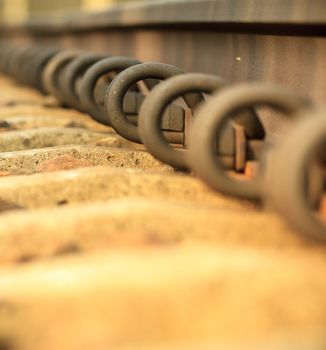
<box><xmin>0</xmin><ymin>0</ymin><xmax>325</xmax><ymax>36</ymax></box>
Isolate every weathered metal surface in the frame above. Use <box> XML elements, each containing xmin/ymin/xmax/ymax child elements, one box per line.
<box><xmin>3</xmin><ymin>0</ymin><xmax>326</xmax><ymax>31</ymax></box>
<box><xmin>188</xmin><ymin>83</ymin><xmax>311</xmax><ymax>200</ymax></box>
<box><xmin>138</xmin><ymin>72</ymin><xmax>264</xmax><ymax>169</ymax></box>
<box><xmin>187</xmin><ymin>83</ymin><xmax>325</xmax><ymax>240</ymax></box>
<box><xmin>79</xmin><ymin>56</ymin><xmax>142</xmax><ymax>124</ymax></box>
<box><xmin>0</xmin><ymin>1</ymin><xmax>325</xmax><ymax>105</ymax></box>
<box><xmin>41</xmin><ymin>48</ymin><xmax>84</xmax><ymax>101</ymax></box>
<box><xmin>58</xmin><ymin>52</ymin><xmax>107</xmax><ymax>110</ymax></box>
<box><xmin>265</xmin><ymin>108</ymin><xmax>326</xmax><ymax>241</ymax></box>
<box><xmin>105</xmin><ymin>62</ymin><xmax>185</xmax><ymax>142</ymax></box>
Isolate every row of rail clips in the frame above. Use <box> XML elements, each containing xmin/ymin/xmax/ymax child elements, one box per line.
<box><xmin>0</xmin><ymin>43</ymin><xmax>324</xmax><ymax>241</ymax></box>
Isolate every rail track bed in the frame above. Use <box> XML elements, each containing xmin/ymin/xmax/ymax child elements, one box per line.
<box><xmin>0</xmin><ymin>1</ymin><xmax>325</xmax><ymax>349</ymax></box>
<box><xmin>0</xmin><ymin>72</ymin><xmax>325</xmax><ymax>350</ymax></box>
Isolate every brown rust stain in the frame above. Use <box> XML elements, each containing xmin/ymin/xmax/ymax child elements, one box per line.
<box><xmin>36</xmin><ymin>155</ymin><xmax>92</xmax><ymax>172</ymax></box>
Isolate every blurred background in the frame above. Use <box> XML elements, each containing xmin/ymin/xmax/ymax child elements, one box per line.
<box><xmin>0</xmin><ymin>0</ymin><xmax>149</xmax><ymax>23</ymax></box>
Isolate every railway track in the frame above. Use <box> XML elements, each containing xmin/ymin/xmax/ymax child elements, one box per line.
<box><xmin>0</xmin><ymin>1</ymin><xmax>325</xmax><ymax>349</ymax></box>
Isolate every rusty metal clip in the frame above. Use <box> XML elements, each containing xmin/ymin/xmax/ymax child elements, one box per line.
<box><xmin>104</xmin><ymin>62</ymin><xmax>186</xmax><ymax>143</ymax></box>
<box><xmin>42</xmin><ymin>48</ymin><xmax>85</xmax><ymax>103</ymax></box>
<box><xmin>188</xmin><ymin>83</ymin><xmax>311</xmax><ymax>200</ymax></box>
<box><xmin>265</xmin><ymin>107</ymin><xmax>326</xmax><ymax>241</ymax></box>
<box><xmin>138</xmin><ymin>73</ymin><xmax>225</xmax><ymax>169</ymax></box>
<box><xmin>58</xmin><ymin>52</ymin><xmax>108</xmax><ymax>110</ymax></box>
<box><xmin>79</xmin><ymin>56</ymin><xmax>142</xmax><ymax>125</ymax></box>
<box><xmin>138</xmin><ymin>73</ymin><xmax>266</xmax><ymax>171</ymax></box>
